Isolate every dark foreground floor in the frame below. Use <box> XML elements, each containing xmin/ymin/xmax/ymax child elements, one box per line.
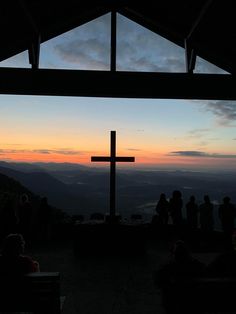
<box><xmin>27</xmin><ymin>228</ymin><xmax>222</xmax><ymax>314</ymax></box>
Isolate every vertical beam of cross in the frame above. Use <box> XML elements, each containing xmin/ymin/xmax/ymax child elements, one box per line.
<box><xmin>110</xmin><ymin>130</ymin><xmax>116</xmax><ymax>217</ymax></box>
<box><xmin>91</xmin><ymin>131</ymin><xmax>135</xmax><ymax>220</ymax></box>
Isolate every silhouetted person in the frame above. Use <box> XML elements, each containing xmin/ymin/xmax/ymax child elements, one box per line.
<box><xmin>156</xmin><ymin>240</ymin><xmax>205</xmax><ymax>313</ymax></box>
<box><xmin>206</xmin><ymin>231</ymin><xmax>236</xmax><ymax>277</ymax></box>
<box><xmin>0</xmin><ymin>192</ymin><xmax>18</xmax><ymax>238</ymax></box>
<box><xmin>0</xmin><ymin>233</ymin><xmax>39</xmax><ymax>275</ymax></box>
<box><xmin>0</xmin><ymin>233</ymin><xmax>39</xmax><ymax>306</ymax></box>
<box><xmin>169</xmin><ymin>190</ymin><xmax>183</xmax><ymax>226</ymax></box>
<box><xmin>156</xmin><ymin>193</ymin><xmax>169</xmax><ymax>225</ymax></box>
<box><xmin>218</xmin><ymin>196</ymin><xmax>236</xmax><ymax>248</ymax></box>
<box><xmin>18</xmin><ymin>193</ymin><xmax>32</xmax><ymax>243</ymax></box>
<box><xmin>157</xmin><ymin>240</ymin><xmax>205</xmax><ymax>284</ymax></box>
<box><xmin>38</xmin><ymin>197</ymin><xmax>53</xmax><ymax>241</ymax></box>
<box><xmin>186</xmin><ymin>196</ymin><xmax>199</xmax><ymax>229</ymax></box>
<box><xmin>199</xmin><ymin>195</ymin><xmax>214</xmax><ymax>232</ymax></box>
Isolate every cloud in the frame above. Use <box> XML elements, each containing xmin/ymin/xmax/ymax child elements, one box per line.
<box><xmin>54</xmin><ymin>38</ymin><xmax>110</xmax><ymax>70</ymax></box>
<box><xmin>126</xmin><ymin>148</ymin><xmax>142</xmax><ymax>151</ymax></box>
<box><xmin>53</xmin><ymin>14</ymin><xmax>111</xmax><ymax>70</ymax></box>
<box><xmin>195</xmin><ymin>57</ymin><xmax>228</xmax><ymax>74</ymax></box>
<box><xmin>203</xmin><ymin>100</ymin><xmax>236</xmax><ymax>126</ymax></box>
<box><xmin>33</xmin><ymin>149</ymin><xmax>50</xmax><ymax>154</ymax></box>
<box><xmin>0</xmin><ymin>149</ymin><xmax>84</xmax><ymax>156</ymax></box>
<box><xmin>0</xmin><ymin>143</ymin><xmax>23</xmax><ymax>146</ymax></box>
<box><xmin>0</xmin><ymin>149</ymin><xmax>27</xmax><ymax>154</ymax></box>
<box><xmin>187</xmin><ymin>128</ymin><xmax>210</xmax><ymax>138</ymax></box>
<box><xmin>197</xmin><ymin>141</ymin><xmax>209</xmax><ymax>147</ymax></box>
<box><xmin>169</xmin><ymin>151</ymin><xmax>236</xmax><ymax>158</ymax></box>
<box><xmin>52</xmin><ymin>13</ymin><xmax>227</xmax><ymax>74</ymax></box>
<box><xmin>169</xmin><ymin>151</ymin><xmax>207</xmax><ymax>157</ymax></box>
<box><xmin>33</xmin><ymin>149</ymin><xmax>82</xmax><ymax>155</ymax></box>
<box><xmin>0</xmin><ymin>51</ymin><xmax>30</xmax><ymax>68</ymax></box>
<box><xmin>52</xmin><ymin>149</ymin><xmax>83</xmax><ymax>155</ymax></box>
<box><xmin>188</xmin><ymin>128</ymin><xmax>210</xmax><ymax>135</ymax></box>
<box><xmin>53</xmin><ymin>13</ymin><xmax>186</xmax><ymax>72</ymax></box>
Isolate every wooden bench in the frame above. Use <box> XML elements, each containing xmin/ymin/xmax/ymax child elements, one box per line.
<box><xmin>0</xmin><ymin>272</ymin><xmax>61</xmax><ymax>314</ymax></box>
<box><xmin>160</xmin><ymin>276</ymin><xmax>236</xmax><ymax>314</ymax></box>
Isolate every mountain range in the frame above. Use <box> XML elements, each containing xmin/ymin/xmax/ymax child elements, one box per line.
<box><xmin>1</xmin><ymin>161</ymin><xmax>236</xmax><ymax>221</ymax></box>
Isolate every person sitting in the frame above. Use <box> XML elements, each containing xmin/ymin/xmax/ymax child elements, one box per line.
<box><xmin>155</xmin><ymin>240</ymin><xmax>205</xmax><ymax>313</ymax></box>
<box><xmin>156</xmin><ymin>240</ymin><xmax>205</xmax><ymax>284</ymax></box>
<box><xmin>0</xmin><ymin>233</ymin><xmax>39</xmax><ymax>276</ymax></box>
<box><xmin>206</xmin><ymin>230</ymin><xmax>236</xmax><ymax>277</ymax></box>
<box><xmin>0</xmin><ymin>233</ymin><xmax>39</xmax><ymax>308</ymax></box>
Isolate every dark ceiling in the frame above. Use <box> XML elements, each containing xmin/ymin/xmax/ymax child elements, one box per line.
<box><xmin>0</xmin><ymin>0</ymin><xmax>235</xmax><ymax>74</ymax></box>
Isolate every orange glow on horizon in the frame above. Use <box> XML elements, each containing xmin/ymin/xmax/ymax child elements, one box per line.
<box><xmin>2</xmin><ymin>150</ymin><xmax>236</xmax><ymax>170</ymax></box>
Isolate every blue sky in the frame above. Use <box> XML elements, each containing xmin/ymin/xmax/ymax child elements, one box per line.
<box><xmin>0</xmin><ymin>13</ymin><xmax>236</xmax><ymax>170</ymax></box>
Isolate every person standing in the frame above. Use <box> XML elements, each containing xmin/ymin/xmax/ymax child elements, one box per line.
<box><xmin>0</xmin><ymin>193</ymin><xmax>18</xmax><ymax>238</ymax></box>
<box><xmin>18</xmin><ymin>194</ymin><xmax>33</xmax><ymax>244</ymax></box>
<box><xmin>218</xmin><ymin>196</ymin><xmax>236</xmax><ymax>249</ymax></box>
<box><xmin>199</xmin><ymin>195</ymin><xmax>214</xmax><ymax>232</ymax></box>
<box><xmin>37</xmin><ymin>197</ymin><xmax>53</xmax><ymax>242</ymax></box>
<box><xmin>186</xmin><ymin>196</ymin><xmax>199</xmax><ymax>229</ymax></box>
<box><xmin>156</xmin><ymin>193</ymin><xmax>169</xmax><ymax>225</ymax></box>
<box><xmin>169</xmin><ymin>190</ymin><xmax>183</xmax><ymax>226</ymax></box>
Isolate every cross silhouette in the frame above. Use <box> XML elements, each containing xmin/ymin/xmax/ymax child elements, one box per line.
<box><xmin>91</xmin><ymin>131</ymin><xmax>135</xmax><ymax>220</ymax></box>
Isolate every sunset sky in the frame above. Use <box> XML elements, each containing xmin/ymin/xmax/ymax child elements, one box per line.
<box><xmin>0</xmin><ymin>13</ymin><xmax>236</xmax><ymax>170</ymax></box>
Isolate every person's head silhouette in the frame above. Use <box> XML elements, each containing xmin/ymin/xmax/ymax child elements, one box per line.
<box><xmin>173</xmin><ymin>190</ymin><xmax>182</xmax><ymax>199</ymax></box>
<box><xmin>2</xmin><ymin>233</ymin><xmax>25</xmax><ymax>257</ymax></box>
<box><xmin>223</xmin><ymin>196</ymin><xmax>230</xmax><ymax>204</ymax></box>
<box><xmin>172</xmin><ymin>240</ymin><xmax>190</xmax><ymax>262</ymax></box>
<box><xmin>21</xmin><ymin>193</ymin><xmax>29</xmax><ymax>203</ymax></box>
<box><xmin>204</xmin><ymin>195</ymin><xmax>210</xmax><ymax>203</ymax></box>
<box><xmin>160</xmin><ymin>193</ymin><xmax>166</xmax><ymax>201</ymax></box>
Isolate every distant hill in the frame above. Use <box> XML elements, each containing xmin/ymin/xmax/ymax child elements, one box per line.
<box><xmin>0</xmin><ymin>161</ymin><xmax>44</xmax><ymax>173</ymax></box>
<box><xmin>0</xmin><ymin>170</ymin><xmax>74</xmax><ymax>235</ymax></box>
<box><xmin>1</xmin><ymin>161</ymin><xmax>236</xmax><ymax>221</ymax></box>
<box><xmin>0</xmin><ymin>161</ymin><xmax>90</xmax><ymax>173</ymax></box>
<box><xmin>0</xmin><ymin>172</ymin><xmax>33</xmax><ymax>196</ymax></box>
<box><xmin>0</xmin><ymin>165</ymin><xmax>107</xmax><ymax>214</ymax></box>
<box><xmin>34</xmin><ymin>162</ymin><xmax>90</xmax><ymax>172</ymax></box>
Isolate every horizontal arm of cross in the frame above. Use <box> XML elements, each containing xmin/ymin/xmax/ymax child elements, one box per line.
<box><xmin>91</xmin><ymin>156</ymin><xmax>135</xmax><ymax>162</ymax></box>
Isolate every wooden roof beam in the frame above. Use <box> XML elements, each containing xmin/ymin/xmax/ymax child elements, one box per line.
<box><xmin>185</xmin><ymin>39</ymin><xmax>197</xmax><ymax>74</ymax></box>
<box><xmin>18</xmin><ymin>0</ymin><xmax>41</xmax><ymax>69</ymax></box>
<box><xmin>186</xmin><ymin>0</ymin><xmax>213</xmax><ymax>41</ymax></box>
<box><xmin>0</xmin><ymin>68</ymin><xmax>235</xmax><ymax>100</ymax></box>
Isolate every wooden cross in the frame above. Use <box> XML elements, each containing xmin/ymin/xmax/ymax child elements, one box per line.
<box><xmin>91</xmin><ymin>131</ymin><xmax>135</xmax><ymax>220</ymax></box>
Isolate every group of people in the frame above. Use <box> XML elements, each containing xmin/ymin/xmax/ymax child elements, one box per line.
<box><xmin>0</xmin><ymin>192</ymin><xmax>53</xmax><ymax>243</ymax></box>
<box><xmin>155</xmin><ymin>191</ymin><xmax>236</xmax><ymax>235</ymax></box>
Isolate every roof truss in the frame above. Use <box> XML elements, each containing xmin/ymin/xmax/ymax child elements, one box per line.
<box><xmin>0</xmin><ymin>68</ymin><xmax>235</xmax><ymax>100</ymax></box>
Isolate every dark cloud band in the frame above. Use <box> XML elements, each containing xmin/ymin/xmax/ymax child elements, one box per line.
<box><xmin>169</xmin><ymin>150</ymin><xmax>236</xmax><ymax>158</ymax></box>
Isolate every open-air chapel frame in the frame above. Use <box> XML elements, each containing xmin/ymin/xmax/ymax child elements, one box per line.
<box><xmin>0</xmin><ymin>0</ymin><xmax>235</xmax><ymax>100</ymax></box>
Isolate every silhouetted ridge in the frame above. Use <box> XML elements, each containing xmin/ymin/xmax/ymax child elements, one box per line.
<box><xmin>0</xmin><ymin>166</ymin><xmax>106</xmax><ymax>213</ymax></box>
<box><xmin>0</xmin><ymin>172</ymin><xmax>33</xmax><ymax>196</ymax></box>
